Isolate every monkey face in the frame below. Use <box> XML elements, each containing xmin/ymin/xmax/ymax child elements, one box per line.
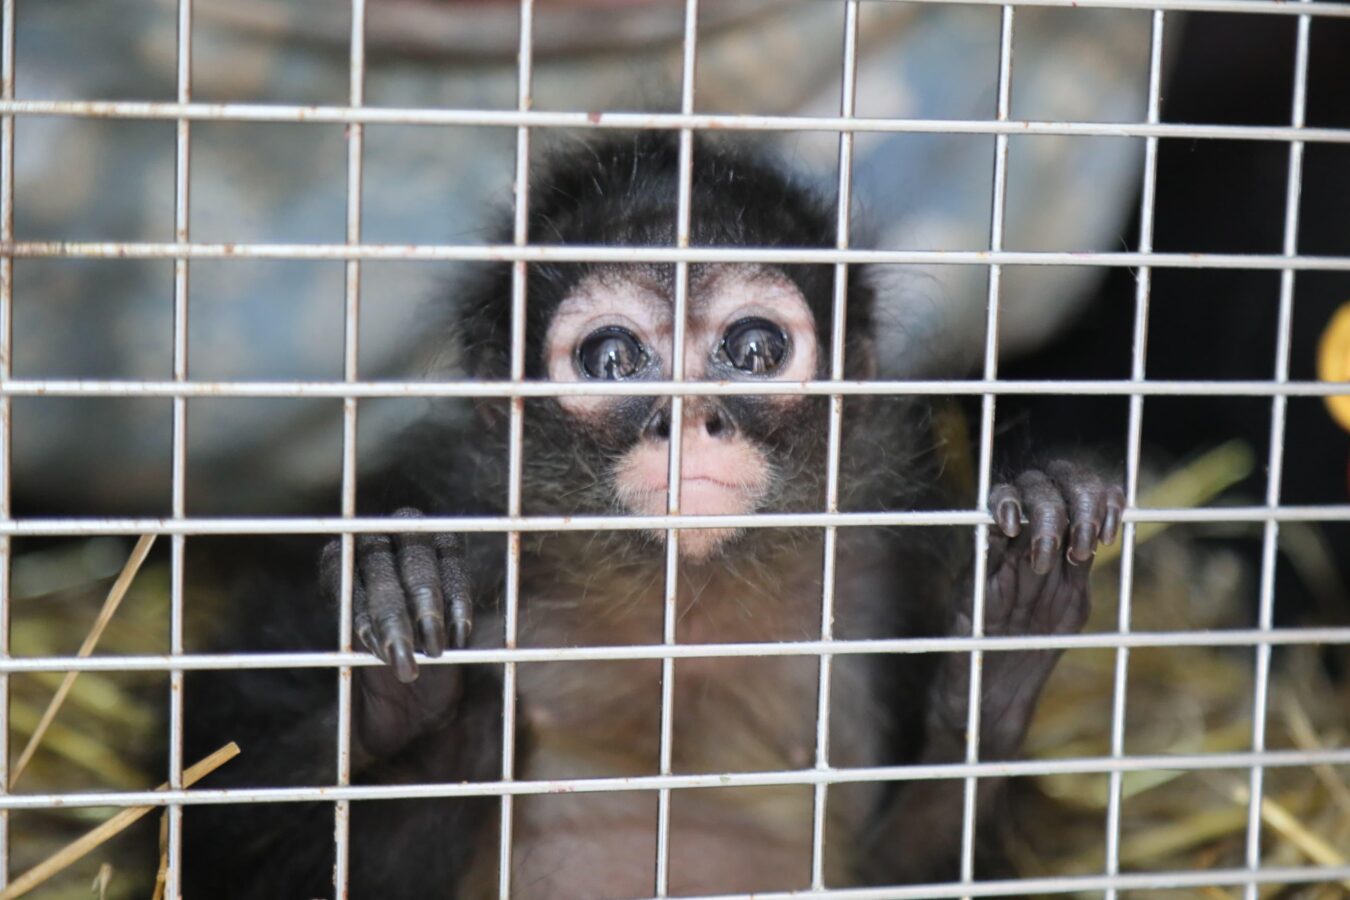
<box><xmin>539</xmin><ymin>263</ymin><xmax>827</xmax><ymax>561</ymax></box>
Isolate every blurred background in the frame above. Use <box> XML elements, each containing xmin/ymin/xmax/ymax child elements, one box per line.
<box><xmin>14</xmin><ymin>0</ymin><xmax>1154</xmax><ymax>514</ymax></box>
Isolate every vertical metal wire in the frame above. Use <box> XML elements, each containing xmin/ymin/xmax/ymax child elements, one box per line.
<box><xmin>809</xmin><ymin>1</ymin><xmax>860</xmax><ymax>890</ymax></box>
<box><xmin>1244</xmin><ymin>5</ymin><xmax>1311</xmax><ymax>897</ymax></box>
<box><xmin>498</xmin><ymin>2</ymin><xmax>534</xmax><ymax>895</ymax></box>
<box><xmin>1102</xmin><ymin>12</ymin><xmax>1165</xmax><ymax>897</ymax></box>
<box><xmin>959</xmin><ymin>5</ymin><xmax>1015</xmax><ymax>888</ymax></box>
<box><xmin>654</xmin><ymin>2</ymin><xmax>700</xmax><ymax>894</ymax></box>
<box><xmin>333</xmin><ymin>1</ymin><xmax>367</xmax><ymax>895</ymax></box>
<box><xmin>0</xmin><ymin>0</ymin><xmax>13</xmax><ymax>884</ymax></box>
<box><xmin>164</xmin><ymin>2</ymin><xmax>192</xmax><ymax>896</ymax></box>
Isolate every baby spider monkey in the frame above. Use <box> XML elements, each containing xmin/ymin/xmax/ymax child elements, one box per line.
<box><xmin>180</xmin><ymin>132</ymin><xmax>1122</xmax><ymax>899</ymax></box>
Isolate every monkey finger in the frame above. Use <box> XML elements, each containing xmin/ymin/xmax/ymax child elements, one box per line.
<box><xmin>985</xmin><ymin>529</ymin><xmax>1012</xmax><ymax>582</ymax></box>
<box><xmin>434</xmin><ymin>532</ymin><xmax>474</xmax><ymax>649</ymax></box>
<box><xmin>1047</xmin><ymin>461</ymin><xmax>1105</xmax><ymax>565</ymax></box>
<box><xmin>322</xmin><ymin>539</ymin><xmax>386</xmax><ymax>657</ymax></box>
<box><xmin>390</xmin><ymin>508</ymin><xmax>448</xmax><ymax>656</ymax></box>
<box><xmin>443</xmin><ymin>576</ymin><xmax>473</xmax><ymax>649</ymax></box>
<box><xmin>353</xmin><ymin>585</ymin><xmax>378</xmax><ymax>657</ymax></box>
<box><xmin>1013</xmin><ymin>469</ymin><xmax>1067</xmax><ymax>575</ymax></box>
<box><xmin>318</xmin><ymin>538</ymin><xmax>344</xmax><ymax>603</ymax></box>
<box><xmin>393</xmin><ymin>533</ymin><xmax>447</xmax><ymax>659</ymax></box>
<box><xmin>988</xmin><ymin>483</ymin><xmax>1024</xmax><ymax>538</ymax></box>
<box><xmin>358</xmin><ymin>533</ymin><xmax>420</xmax><ymax>683</ymax></box>
<box><xmin>1101</xmin><ymin>484</ymin><xmax>1126</xmax><ymax>545</ymax></box>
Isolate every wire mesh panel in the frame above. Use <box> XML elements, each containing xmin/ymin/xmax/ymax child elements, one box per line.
<box><xmin>1</xmin><ymin>0</ymin><xmax>1349</xmax><ymax>898</ymax></box>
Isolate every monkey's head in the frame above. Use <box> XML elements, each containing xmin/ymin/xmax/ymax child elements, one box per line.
<box><xmin>458</xmin><ymin>134</ymin><xmax>878</xmax><ymax>563</ymax></box>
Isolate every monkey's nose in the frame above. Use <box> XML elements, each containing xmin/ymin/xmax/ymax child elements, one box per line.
<box><xmin>642</xmin><ymin>403</ymin><xmax>736</xmax><ymax>441</ymax></box>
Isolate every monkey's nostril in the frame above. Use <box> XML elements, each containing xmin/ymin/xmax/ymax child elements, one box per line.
<box><xmin>644</xmin><ymin>408</ymin><xmax>671</xmax><ymax>441</ymax></box>
<box><xmin>704</xmin><ymin>408</ymin><xmax>732</xmax><ymax>438</ymax></box>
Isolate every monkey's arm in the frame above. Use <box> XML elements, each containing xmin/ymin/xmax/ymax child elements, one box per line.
<box><xmin>182</xmin><ymin>516</ymin><xmax>487</xmax><ymax>897</ymax></box>
<box><xmin>860</xmin><ymin>462</ymin><xmax>1124</xmax><ymax>885</ymax></box>
<box><xmin>315</xmin><ymin>507</ymin><xmax>479</xmax><ymax>757</ymax></box>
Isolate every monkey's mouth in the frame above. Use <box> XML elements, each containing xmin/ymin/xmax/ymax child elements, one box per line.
<box><xmin>612</xmin><ymin>478</ymin><xmax>756</xmax><ymax>562</ymax></box>
<box><xmin>676</xmin><ymin>474</ymin><xmax>739</xmax><ymax>492</ymax></box>
<box><xmin>618</xmin><ymin>476</ymin><xmax>755</xmax><ymax>517</ymax></box>
<box><xmin>612</xmin><ymin>434</ymin><xmax>772</xmax><ymax>560</ymax></box>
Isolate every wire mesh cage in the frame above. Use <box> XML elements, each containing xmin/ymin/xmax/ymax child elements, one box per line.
<box><xmin>0</xmin><ymin>0</ymin><xmax>1348</xmax><ymax>898</ymax></box>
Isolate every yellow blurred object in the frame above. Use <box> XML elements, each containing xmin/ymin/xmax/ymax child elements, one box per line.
<box><xmin>1318</xmin><ymin>301</ymin><xmax>1350</xmax><ymax>432</ymax></box>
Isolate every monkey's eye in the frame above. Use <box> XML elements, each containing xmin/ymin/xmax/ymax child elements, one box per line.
<box><xmin>577</xmin><ymin>327</ymin><xmax>648</xmax><ymax>380</ymax></box>
<box><xmin>721</xmin><ymin>317</ymin><xmax>788</xmax><ymax>375</ymax></box>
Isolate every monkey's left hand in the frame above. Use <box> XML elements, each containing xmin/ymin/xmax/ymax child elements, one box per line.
<box><xmin>318</xmin><ymin>508</ymin><xmax>474</xmax><ymax>683</ymax></box>
<box><xmin>318</xmin><ymin>509</ymin><xmax>476</xmax><ymax>759</ymax></box>
<box><xmin>931</xmin><ymin>461</ymin><xmax>1125</xmax><ymax>760</ymax></box>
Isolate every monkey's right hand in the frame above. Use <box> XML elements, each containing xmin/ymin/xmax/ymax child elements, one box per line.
<box><xmin>319</xmin><ymin>508</ymin><xmax>473</xmax><ymax>685</ymax></box>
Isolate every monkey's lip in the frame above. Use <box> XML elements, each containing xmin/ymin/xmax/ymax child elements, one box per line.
<box><xmin>675</xmin><ymin>475</ymin><xmax>738</xmax><ymax>490</ymax></box>
<box><xmin>623</xmin><ymin>475</ymin><xmax>752</xmax><ymax>518</ymax></box>
<box><xmin>640</xmin><ymin>475</ymin><xmax>743</xmax><ymax>494</ymax></box>
<box><xmin>614</xmin><ymin>441</ymin><xmax>768</xmax><ymax>520</ymax></box>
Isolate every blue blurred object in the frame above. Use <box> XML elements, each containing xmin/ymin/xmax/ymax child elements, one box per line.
<box><xmin>10</xmin><ymin>0</ymin><xmax>1154</xmax><ymax>512</ymax></box>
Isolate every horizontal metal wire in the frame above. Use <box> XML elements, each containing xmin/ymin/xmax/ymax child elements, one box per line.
<box><xmin>882</xmin><ymin>0</ymin><xmax>1350</xmax><ymax>14</ymax></box>
<box><xmin>657</xmin><ymin>865</ymin><xmax>1350</xmax><ymax>900</ymax></box>
<box><xmin>4</xmin><ymin>627</ymin><xmax>1348</xmax><ymax>675</ymax></box>
<box><xmin>2</xmin><ymin>505</ymin><xmax>1347</xmax><ymax>538</ymax></box>
<box><xmin>0</xmin><ymin>102</ymin><xmax>1348</xmax><ymax>144</ymax></box>
<box><xmin>4</xmin><ymin>241</ymin><xmax>1350</xmax><ymax>271</ymax></box>
<box><xmin>2</xmin><ymin>748</ymin><xmax>1347</xmax><ymax>811</ymax></box>
<box><xmin>4</xmin><ymin>378</ymin><xmax>1349</xmax><ymax>399</ymax></box>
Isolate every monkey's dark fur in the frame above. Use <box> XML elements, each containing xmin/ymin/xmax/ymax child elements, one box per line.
<box><xmin>180</xmin><ymin>133</ymin><xmax>1122</xmax><ymax>898</ymax></box>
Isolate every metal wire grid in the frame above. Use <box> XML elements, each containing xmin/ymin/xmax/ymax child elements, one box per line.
<box><xmin>958</xmin><ymin>1</ymin><xmax>1014</xmax><ymax>881</ymax></box>
<box><xmin>652</xmin><ymin>3</ymin><xmax>701</xmax><ymax>893</ymax></box>
<box><xmin>499</xmin><ymin>2</ymin><xmax>535</xmax><ymax>893</ymax></box>
<box><xmin>0</xmin><ymin>0</ymin><xmax>12</xmax><ymax>886</ymax></box>
<box><xmin>811</xmin><ymin>1</ymin><xmax>862</xmax><ymax>889</ymax></box>
<box><xmin>1102</xmin><ymin>9</ymin><xmax>1167</xmax><ymax>898</ymax></box>
<box><xmin>334</xmin><ymin>0</ymin><xmax>368</xmax><ymax>887</ymax></box>
<box><xmin>1246</xmin><ymin>4</ymin><xmax>1314</xmax><ymax>899</ymax></box>
<box><xmin>0</xmin><ymin>0</ymin><xmax>1349</xmax><ymax>898</ymax></box>
<box><xmin>164</xmin><ymin>0</ymin><xmax>192</xmax><ymax>896</ymax></box>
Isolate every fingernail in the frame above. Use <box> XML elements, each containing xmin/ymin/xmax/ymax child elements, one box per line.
<box><xmin>453</xmin><ymin>619</ymin><xmax>472</xmax><ymax>649</ymax></box>
<box><xmin>357</xmin><ymin>627</ymin><xmax>379</xmax><ymax>657</ymax></box>
<box><xmin>1102</xmin><ymin>511</ymin><xmax>1120</xmax><ymax>545</ymax></box>
<box><xmin>419</xmin><ymin>618</ymin><xmax>445</xmax><ymax>658</ymax></box>
<box><xmin>1032</xmin><ymin>538</ymin><xmax>1056</xmax><ymax>574</ymax></box>
<box><xmin>389</xmin><ymin>642</ymin><xmax>419</xmax><ymax>683</ymax></box>
<box><xmin>1071</xmin><ymin>524</ymin><xmax>1097</xmax><ymax>561</ymax></box>
<box><xmin>997</xmin><ymin>501</ymin><xmax>1021</xmax><ymax>536</ymax></box>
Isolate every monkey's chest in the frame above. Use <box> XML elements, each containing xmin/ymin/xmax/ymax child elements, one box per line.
<box><xmin>478</xmin><ymin>654</ymin><xmax>876</xmax><ymax>898</ymax></box>
<box><xmin>473</xmin><ymin>555</ymin><xmax>890</xmax><ymax>897</ymax></box>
